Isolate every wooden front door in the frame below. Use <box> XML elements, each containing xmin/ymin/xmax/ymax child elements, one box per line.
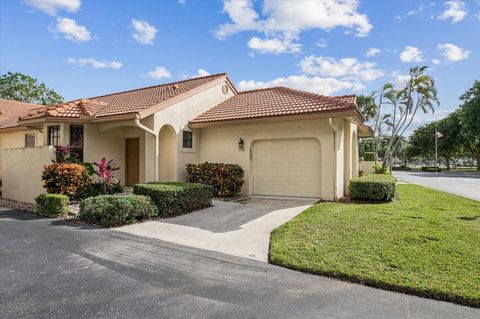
<box><xmin>125</xmin><ymin>138</ymin><xmax>140</xmax><ymax>186</ymax></box>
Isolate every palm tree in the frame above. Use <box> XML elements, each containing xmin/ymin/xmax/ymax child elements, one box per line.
<box><xmin>381</xmin><ymin>66</ymin><xmax>439</xmax><ymax>171</ymax></box>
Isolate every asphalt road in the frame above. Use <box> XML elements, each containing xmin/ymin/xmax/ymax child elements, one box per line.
<box><xmin>1</xmin><ymin>209</ymin><xmax>479</xmax><ymax>319</ymax></box>
<box><xmin>394</xmin><ymin>171</ymin><xmax>480</xmax><ymax>201</ymax></box>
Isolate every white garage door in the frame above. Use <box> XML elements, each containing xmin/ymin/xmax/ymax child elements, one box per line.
<box><xmin>252</xmin><ymin>138</ymin><xmax>321</xmax><ymax>197</ymax></box>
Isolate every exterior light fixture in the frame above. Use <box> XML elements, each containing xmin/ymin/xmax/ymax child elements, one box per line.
<box><xmin>238</xmin><ymin>138</ymin><xmax>244</xmax><ymax>150</ymax></box>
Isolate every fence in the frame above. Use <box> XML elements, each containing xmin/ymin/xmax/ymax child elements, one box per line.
<box><xmin>1</xmin><ymin>146</ymin><xmax>55</xmax><ymax>203</ymax></box>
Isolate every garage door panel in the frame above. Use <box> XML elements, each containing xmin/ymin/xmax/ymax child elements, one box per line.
<box><xmin>253</xmin><ymin>138</ymin><xmax>321</xmax><ymax>197</ymax></box>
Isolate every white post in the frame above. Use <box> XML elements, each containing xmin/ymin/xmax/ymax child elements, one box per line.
<box><xmin>435</xmin><ymin>128</ymin><xmax>438</xmax><ymax>173</ymax></box>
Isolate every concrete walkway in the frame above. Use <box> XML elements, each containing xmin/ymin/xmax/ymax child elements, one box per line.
<box><xmin>116</xmin><ymin>197</ymin><xmax>315</xmax><ymax>262</ymax></box>
<box><xmin>394</xmin><ymin>171</ymin><xmax>480</xmax><ymax>201</ymax></box>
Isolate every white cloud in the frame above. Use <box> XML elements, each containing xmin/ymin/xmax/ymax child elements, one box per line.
<box><xmin>366</xmin><ymin>47</ymin><xmax>381</xmax><ymax>57</ymax></box>
<box><xmin>400</xmin><ymin>46</ymin><xmax>423</xmax><ymax>63</ymax></box>
<box><xmin>316</xmin><ymin>38</ymin><xmax>327</xmax><ymax>48</ymax></box>
<box><xmin>178</xmin><ymin>0</ymin><xmax>186</xmax><ymax>4</ymax></box>
<box><xmin>438</xmin><ymin>0</ymin><xmax>466</xmax><ymax>23</ymax></box>
<box><xmin>391</xmin><ymin>71</ymin><xmax>410</xmax><ymax>88</ymax></box>
<box><xmin>432</xmin><ymin>58</ymin><xmax>441</xmax><ymax>65</ymax></box>
<box><xmin>437</xmin><ymin>43</ymin><xmax>470</xmax><ymax>62</ymax></box>
<box><xmin>214</xmin><ymin>0</ymin><xmax>262</xmax><ymax>39</ymax></box>
<box><xmin>53</xmin><ymin>18</ymin><xmax>91</xmax><ymax>42</ymax></box>
<box><xmin>68</xmin><ymin>58</ymin><xmax>122</xmax><ymax>69</ymax></box>
<box><xmin>262</xmin><ymin>0</ymin><xmax>372</xmax><ymax>37</ymax></box>
<box><xmin>214</xmin><ymin>0</ymin><xmax>372</xmax><ymax>54</ymax></box>
<box><xmin>131</xmin><ymin>19</ymin><xmax>158</xmax><ymax>45</ymax></box>
<box><xmin>299</xmin><ymin>56</ymin><xmax>384</xmax><ymax>81</ymax></box>
<box><xmin>147</xmin><ymin>66</ymin><xmax>171</xmax><ymax>79</ymax></box>
<box><xmin>197</xmin><ymin>68</ymin><xmax>210</xmax><ymax>77</ymax></box>
<box><xmin>395</xmin><ymin>4</ymin><xmax>426</xmax><ymax>20</ymax></box>
<box><xmin>247</xmin><ymin>36</ymin><xmax>301</xmax><ymax>54</ymax></box>
<box><xmin>238</xmin><ymin>75</ymin><xmax>363</xmax><ymax>95</ymax></box>
<box><xmin>24</xmin><ymin>0</ymin><xmax>80</xmax><ymax>15</ymax></box>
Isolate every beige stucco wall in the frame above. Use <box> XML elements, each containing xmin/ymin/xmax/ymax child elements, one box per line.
<box><xmin>1</xmin><ymin>146</ymin><xmax>55</xmax><ymax>203</ymax></box>
<box><xmin>360</xmin><ymin>161</ymin><xmax>376</xmax><ymax>175</ymax></box>
<box><xmin>0</xmin><ymin>129</ymin><xmax>44</xmax><ymax>178</ymax></box>
<box><xmin>154</xmin><ymin>80</ymin><xmax>235</xmax><ymax>181</ymax></box>
<box><xmin>84</xmin><ymin>122</ymin><xmax>149</xmax><ymax>185</ymax></box>
<box><xmin>343</xmin><ymin>121</ymin><xmax>359</xmax><ymax>195</ymax></box>
<box><xmin>197</xmin><ymin>118</ymin><xmax>345</xmax><ymax>200</ymax></box>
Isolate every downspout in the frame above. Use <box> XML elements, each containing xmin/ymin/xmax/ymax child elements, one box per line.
<box><xmin>134</xmin><ymin>115</ymin><xmax>159</xmax><ymax>182</ymax></box>
<box><xmin>328</xmin><ymin>118</ymin><xmax>338</xmax><ymax>201</ymax></box>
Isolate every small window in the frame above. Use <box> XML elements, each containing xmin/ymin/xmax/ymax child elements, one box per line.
<box><xmin>182</xmin><ymin>131</ymin><xmax>193</xmax><ymax>148</ymax></box>
<box><xmin>48</xmin><ymin>125</ymin><xmax>60</xmax><ymax>146</ymax></box>
<box><xmin>25</xmin><ymin>134</ymin><xmax>35</xmax><ymax>148</ymax></box>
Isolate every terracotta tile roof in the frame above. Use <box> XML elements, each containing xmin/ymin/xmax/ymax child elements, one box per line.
<box><xmin>20</xmin><ymin>73</ymin><xmax>227</xmax><ymax>121</ymax></box>
<box><xmin>0</xmin><ymin>99</ymin><xmax>44</xmax><ymax>129</ymax></box>
<box><xmin>190</xmin><ymin>87</ymin><xmax>358</xmax><ymax>124</ymax></box>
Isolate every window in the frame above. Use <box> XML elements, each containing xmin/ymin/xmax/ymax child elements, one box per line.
<box><xmin>182</xmin><ymin>130</ymin><xmax>193</xmax><ymax>148</ymax></box>
<box><xmin>48</xmin><ymin>125</ymin><xmax>60</xmax><ymax>146</ymax></box>
<box><xmin>25</xmin><ymin>134</ymin><xmax>35</xmax><ymax>148</ymax></box>
<box><xmin>69</xmin><ymin>125</ymin><xmax>84</xmax><ymax>161</ymax></box>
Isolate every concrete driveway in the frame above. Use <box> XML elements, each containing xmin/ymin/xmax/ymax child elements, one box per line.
<box><xmin>1</xmin><ymin>209</ymin><xmax>478</xmax><ymax>318</ymax></box>
<box><xmin>394</xmin><ymin>171</ymin><xmax>480</xmax><ymax>201</ymax></box>
<box><xmin>117</xmin><ymin>197</ymin><xmax>315</xmax><ymax>262</ymax></box>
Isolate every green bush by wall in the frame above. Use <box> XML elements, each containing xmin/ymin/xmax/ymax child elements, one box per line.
<box><xmin>186</xmin><ymin>162</ymin><xmax>244</xmax><ymax>197</ymax></box>
<box><xmin>35</xmin><ymin>193</ymin><xmax>69</xmax><ymax>216</ymax></box>
<box><xmin>349</xmin><ymin>174</ymin><xmax>397</xmax><ymax>202</ymax></box>
<box><xmin>134</xmin><ymin>182</ymin><xmax>213</xmax><ymax>217</ymax></box>
<box><xmin>79</xmin><ymin>194</ymin><xmax>157</xmax><ymax>228</ymax></box>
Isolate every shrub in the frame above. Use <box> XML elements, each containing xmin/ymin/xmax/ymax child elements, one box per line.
<box><xmin>84</xmin><ymin>181</ymin><xmax>124</xmax><ymax>198</ymax></box>
<box><xmin>392</xmin><ymin>165</ymin><xmax>412</xmax><ymax>171</ymax></box>
<box><xmin>35</xmin><ymin>193</ymin><xmax>69</xmax><ymax>217</ymax></box>
<box><xmin>92</xmin><ymin>157</ymin><xmax>120</xmax><ymax>194</ymax></box>
<box><xmin>349</xmin><ymin>174</ymin><xmax>397</xmax><ymax>202</ymax></box>
<box><xmin>185</xmin><ymin>162</ymin><xmax>244</xmax><ymax>197</ymax></box>
<box><xmin>79</xmin><ymin>195</ymin><xmax>157</xmax><ymax>228</ymax></box>
<box><xmin>42</xmin><ymin>163</ymin><xmax>90</xmax><ymax>199</ymax></box>
<box><xmin>372</xmin><ymin>163</ymin><xmax>388</xmax><ymax>174</ymax></box>
<box><xmin>422</xmin><ymin>166</ymin><xmax>442</xmax><ymax>172</ymax></box>
<box><xmin>134</xmin><ymin>182</ymin><xmax>213</xmax><ymax>217</ymax></box>
<box><xmin>363</xmin><ymin>152</ymin><xmax>377</xmax><ymax>161</ymax></box>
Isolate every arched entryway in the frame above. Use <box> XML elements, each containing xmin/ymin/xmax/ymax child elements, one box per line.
<box><xmin>158</xmin><ymin>125</ymin><xmax>177</xmax><ymax>181</ymax></box>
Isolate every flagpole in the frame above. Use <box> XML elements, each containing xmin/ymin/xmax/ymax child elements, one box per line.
<box><xmin>435</xmin><ymin>127</ymin><xmax>438</xmax><ymax>173</ymax></box>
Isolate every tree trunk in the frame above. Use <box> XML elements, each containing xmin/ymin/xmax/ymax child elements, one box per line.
<box><xmin>446</xmin><ymin>157</ymin><xmax>450</xmax><ymax>170</ymax></box>
<box><xmin>477</xmin><ymin>155</ymin><xmax>480</xmax><ymax>171</ymax></box>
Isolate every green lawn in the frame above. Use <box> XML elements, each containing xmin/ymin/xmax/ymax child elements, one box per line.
<box><xmin>269</xmin><ymin>184</ymin><xmax>480</xmax><ymax>307</ymax></box>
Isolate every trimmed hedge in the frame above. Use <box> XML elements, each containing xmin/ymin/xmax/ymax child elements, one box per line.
<box><xmin>185</xmin><ymin>162</ymin><xmax>244</xmax><ymax>197</ymax></box>
<box><xmin>134</xmin><ymin>182</ymin><xmax>213</xmax><ymax>217</ymax></box>
<box><xmin>422</xmin><ymin>166</ymin><xmax>442</xmax><ymax>172</ymax></box>
<box><xmin>42</xmin><ymin>163</ymin><xmax>90</xmax><ymax>199</ymax></box>
<box><xmin>363</xmin><ymin>152</ymin><xmax>377</xmax><ymax>161</ymax></box>
<box><xmin>79</xmin><ymin>195</ymin><xmax>157</xmax><ymax>228</ymax></box>
<box><xmin>349</xmin><ymin>174</ymin><xmax>397</xmax><ymax>202</ymax></box>
<box><xmin>35</xmin><ymin>193</ymin><xmax>69</xmax><ymax>216</ymax></box>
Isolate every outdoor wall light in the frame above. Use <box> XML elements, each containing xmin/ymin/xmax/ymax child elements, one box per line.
<box><xmin>238</xmin><ymin>138</ymin><xmax>245</xmax><ymax>150</ymax></box>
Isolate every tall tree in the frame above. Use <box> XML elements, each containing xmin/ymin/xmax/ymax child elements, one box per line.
<box><xmin>409</xmin><ymin>113</ymin><xmax>462</xmax><ymax>170</ymax></box>
<box><xmin>381</xmin><ymin>66</ymin><xmax>439</xmax><ymax>171</ymax></box>
<box><xmin>356</xmin><ymin>94</ymin><xmax>377</xmax><ymax>121</ymax></box>
<box><xmin>458</xmin><ymin>80</ymin><xmax>480</xmax><ymax>170</ymax></box>
<box><xmin>0</xmin><ymin>72</ymin><xmax>63</xmax><ymax>105</ymax></box>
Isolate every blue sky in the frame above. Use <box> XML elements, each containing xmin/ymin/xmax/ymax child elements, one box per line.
<box><xmin>1</xmin><ymin>0</ymin><xmax>479</xmax><ymax>132</ymax></box>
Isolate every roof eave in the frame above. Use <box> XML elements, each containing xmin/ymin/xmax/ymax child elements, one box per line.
<box><xmin>189</xmin><ymin>109</ymin><xmax>358</xmax><ymax>128</ymax></box>
<box><xmin>137</xmin><ymin>75</ymin><xmax>236</xmax><ymax>119</ymax></box>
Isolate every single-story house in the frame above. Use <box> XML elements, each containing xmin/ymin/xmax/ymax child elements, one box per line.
<box><xmin>0</xmin><ymin>73</ymin><xmax>372</xmax><ymax>203</ymax></box>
